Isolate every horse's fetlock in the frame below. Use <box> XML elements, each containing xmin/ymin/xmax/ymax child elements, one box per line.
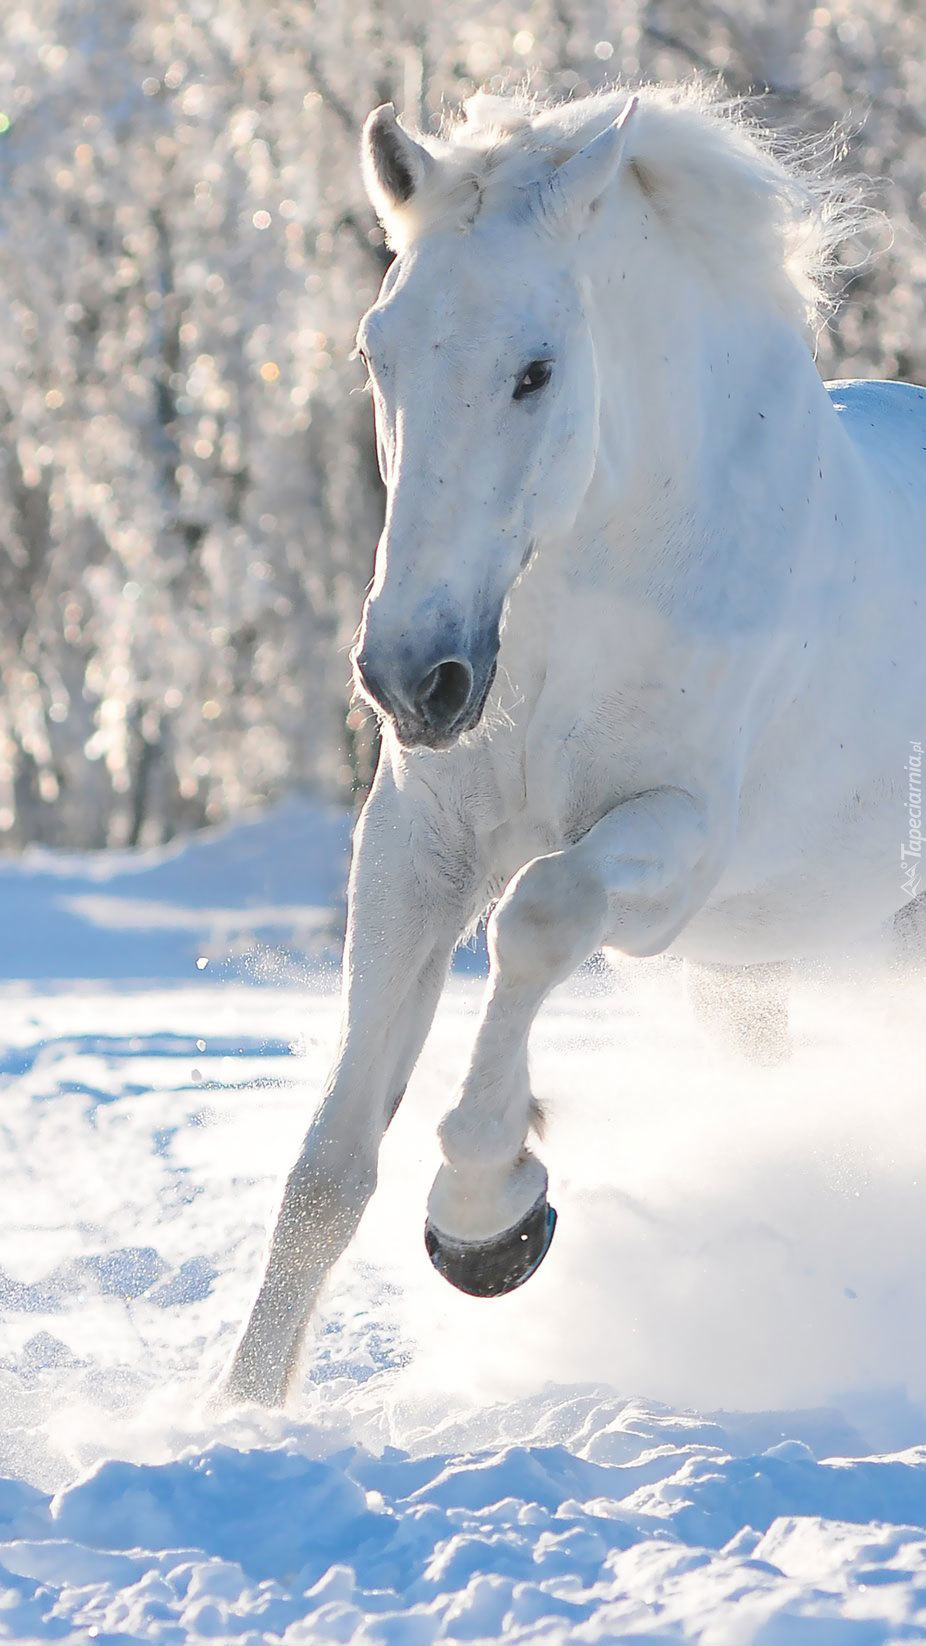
<box><xmin>438</xmin><ymin>1103</ymin><xmax>525</xmax><ymax>1172</ymax></box>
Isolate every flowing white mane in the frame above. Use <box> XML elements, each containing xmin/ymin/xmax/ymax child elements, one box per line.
<box><xmin>378</xmin><ymin>83</ymin><xmax>862</xmax><ymax>335</ymax></box>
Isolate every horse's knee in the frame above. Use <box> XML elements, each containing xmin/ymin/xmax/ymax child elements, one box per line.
<box><xmin>438</xmin><ymin>1082</ymin><xmax>530</xmax><ymax>1172</ymax></box>
<box><xmin>490</xmin><ymin>852</ymin><xmax>605</xmax><ymax>985</ymax></box>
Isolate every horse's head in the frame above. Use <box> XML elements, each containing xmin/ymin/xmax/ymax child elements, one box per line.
<box><xmin>352</xmin><ymin>98</ymin><xmax>637</xmax><ymax>750</ymax></box>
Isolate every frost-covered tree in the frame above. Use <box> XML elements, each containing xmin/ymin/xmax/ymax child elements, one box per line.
<box><xmin>0</xmin><ymin>0</ymin><xmax>922</xmax><ymax>845</ymax></box>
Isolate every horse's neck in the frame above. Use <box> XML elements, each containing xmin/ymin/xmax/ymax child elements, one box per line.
<box><xmin>584</xmin><ymin>233</ymin><xmax>832</xmax><ymax>552</ymax></box>
<box><xmin>500</xmin><ymin>235</ymin><xmax>842</xmax><ymax>697</ymax></box>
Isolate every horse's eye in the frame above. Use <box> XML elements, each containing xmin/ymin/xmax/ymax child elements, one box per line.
<box><xmin>513</xmin><ymin>360</ymin><xmax>553</xmax><ymax>400</ymax></box>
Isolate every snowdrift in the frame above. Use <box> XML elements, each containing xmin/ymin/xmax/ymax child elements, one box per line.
<box><xmin>0</xmin><ymin>797</ymin><xmax>925</xmax><ymax>1642</ymax></box>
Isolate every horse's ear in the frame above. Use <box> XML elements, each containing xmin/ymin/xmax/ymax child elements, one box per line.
<box><xmin>532</xmin><ymin>96</ymin><xmax>639</xmax><ymax>235</ymax></box>
<box><xmin>362</xmin><ymin>104</ymin><xmax>433</xmax><ymax>220</ymax></box>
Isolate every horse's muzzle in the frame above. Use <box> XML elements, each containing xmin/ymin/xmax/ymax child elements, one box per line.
<box><xmin>424</xmin><ymin>1191</ymin><xmax>557</xmax><ymax>1297</ymax></box>
<box><xmin>354</xmin><ymin>644</ymin><xmax>497</xmax><ymax>749</ymax></box>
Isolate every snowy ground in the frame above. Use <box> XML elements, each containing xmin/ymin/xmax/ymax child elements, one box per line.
<box><xmin>2</xmin><ymin>799</ymin><xmax>926</xmax><ymax>1643</ymax></box>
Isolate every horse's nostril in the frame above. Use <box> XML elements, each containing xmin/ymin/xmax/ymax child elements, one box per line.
<box><xmin>414</xmin><ymin>658</ymin><xmax>474</xmax><ymax>729</ymax></box>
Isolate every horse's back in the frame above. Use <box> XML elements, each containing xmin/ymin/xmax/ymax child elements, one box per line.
<box><xmin>827</xmin><ymin>378</ymin><xmax>926</xmax><ymax>506</ymax></box>
<box><xmin>827</xmin><ymin>377</ymin><xmax>926</xmax><ymax>414</ymax></box>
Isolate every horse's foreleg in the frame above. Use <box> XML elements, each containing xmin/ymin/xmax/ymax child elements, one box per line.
<box><xmin>427</xmin><ymin>786</ymin><xmax>716</xmax><ymax>1296</ymax></box>
<box><xmin>223</xmin><ymin>769</ymin><xmax>472</xmax><ymax>1406</ymax></box>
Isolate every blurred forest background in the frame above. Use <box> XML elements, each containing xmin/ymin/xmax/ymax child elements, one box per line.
<box><xmin>0</xmin><ymin>0</ymin><xmax>922</xmax><ymax>847</ymax></box>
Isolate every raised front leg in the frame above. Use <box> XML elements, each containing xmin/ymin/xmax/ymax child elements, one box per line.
<box><xmin>224</xmin><ymin>763</ymin><xmax>475</xmax><ymax>1406</ymax></box>
<box><xmin>426</xmin><ymin>786</ymin><xmax>722</xmax><ymax>1295</ymax></box>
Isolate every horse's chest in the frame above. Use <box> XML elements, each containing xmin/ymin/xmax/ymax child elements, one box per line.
<box><xmin>469</xmin><ymin>732</ymin><xmax>600</xmax><ymax>893</ymax></box>
<box><xmin>521</xmin><ymin>687</ymin><xmax>674</xmax><ymax>842</ymax></box>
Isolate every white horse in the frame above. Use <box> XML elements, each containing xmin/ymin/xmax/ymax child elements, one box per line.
<box><xmin>225</xmin><ymin>83</ymin><xmax>926</xmax><ymax>1406</ymax></box>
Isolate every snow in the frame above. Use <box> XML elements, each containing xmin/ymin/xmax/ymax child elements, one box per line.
<box><xmin>0</xmin><ymin>795</ymin><xmax>351</xmax><ymax>980</ymax></box>
<box><xmin>1</xmin><ymin>799</ymin><xmax>926</xmax><ymax>1642</ymax></box>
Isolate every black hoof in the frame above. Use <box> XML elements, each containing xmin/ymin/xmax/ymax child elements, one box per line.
<box><xmin>425</xmin><ymin>1194</ymin><xmax>557</xmax><ymax>1298</ymax></box>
